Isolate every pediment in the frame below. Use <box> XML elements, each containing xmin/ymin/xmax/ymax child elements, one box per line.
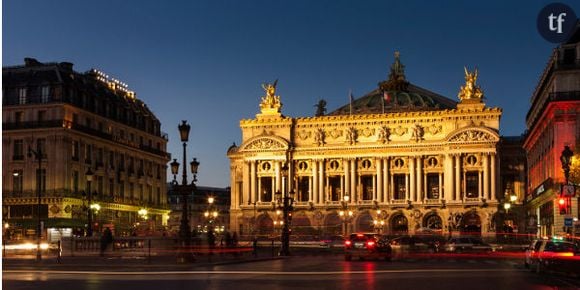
<box><xmin>239</xmin><ymin>135</ymin><xmax>289</xmax><ymax>151</ymax></box>
<box><xmin>446</xmin><ymin>127</ymin><xmax>499</xmax><ymax>143</ymax></box>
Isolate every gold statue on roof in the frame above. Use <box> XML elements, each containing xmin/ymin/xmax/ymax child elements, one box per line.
<box><xmin>458</xmin><ymin>67</ymin><xmax>484</xmax><ymax>101</ymax></box>
<box><xmin>259</xmin><ymin>79</ymin><xmax>282</xmax><ymax>115</ymax></box>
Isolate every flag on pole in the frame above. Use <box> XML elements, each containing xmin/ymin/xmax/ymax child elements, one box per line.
<box><xmin>383</xmin><ymin>91</ymin><xmax>391</xmax><ymax>103</ymax></box>
<box><xmin>349</xmin><ymin>90</ymin><xmax>354</xmax><ymax>115</ymax></box>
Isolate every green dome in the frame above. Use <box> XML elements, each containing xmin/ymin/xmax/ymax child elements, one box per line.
<box><xmin>328</xmin><ymin>52</ymin><xmax>457</xmax><ymax>116</ymax></box>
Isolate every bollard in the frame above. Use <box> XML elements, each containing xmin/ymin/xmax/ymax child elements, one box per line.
<box><xmin>271</xmin><ymin>239</ymin><xmax>275</xmax><ymax>257</ymax></box>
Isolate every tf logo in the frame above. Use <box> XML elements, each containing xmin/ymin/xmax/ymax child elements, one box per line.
<box><xmin>537</xmin><ymin>3</ymin><xmax>577</xmax><ymax>43</ymax></box>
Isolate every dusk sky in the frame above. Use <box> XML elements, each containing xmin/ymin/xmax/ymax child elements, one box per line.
<box><xmin>4</xmin><ymin>1</ymin><xmax>579</xmax><ymax>187</ymax></box>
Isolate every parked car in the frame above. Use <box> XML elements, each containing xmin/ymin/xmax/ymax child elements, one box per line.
<box><xmin>344</xmin><ymin>233</ymin><xmax>391</xmax><ymax>261</ymax></box>
<box><xmin>528</xmin><ymin>238</ymin><xmax>579</xmax><ymax>274</ymax></box>
<box><xmin>320</xmin><ymin>235</ymin><xmax>345</xmax><ymax>248</ymax></box>
<box><xmin>444</xmin><ymin>237</ymin><xmax>494</xmax><ymax>253</ymax></box>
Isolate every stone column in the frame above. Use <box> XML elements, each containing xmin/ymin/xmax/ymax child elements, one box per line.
<box><xmin>257</xmin><ymin>177</ymin><xmax>262</xmax><ymax>202</ymax></box>
<box><xmin>350</xmin><ymin>159</ymin><xmax>356</xmax><ymax>202</ymax></box>
<box><xmin>438</xmin><ymin>172</ymin><xmax>443</xmax><ymax>201</ymax></box>
<box><xmin>344</xmin><ymin>159</ymin><xmax>350</xmax><ymax>199</ymax></box>
<box><xmin>491</xmin><ymin>153</ymin><xmax>497</xmax><ymax>201</ymax></box>
<box><xmin>243</xmin><ymin>161</ymin><xmax>250</xmax><ymax>205</ymax></box>
<box><xmin>455</xmin><ymin>155</ymin><xmax>461</xmax><ymax>201</ymax></box>
<box><xmin>319</xmin><ymin>160</ymin><xmax>325</xmax><ymax>204</ymax></box>
<box><xmin>312</xmin><ymin>161</ymin><xmax>318</xmax><ymax>204</ymax></box>
<box><xmin>416</xmin><ymin>157</ymin><xmax>422</xmax><ymax>203</ymax></box>
<box><xmin>444</xmin><ymin>154</ymin><xmax>453</xmax><ymax>202</ymax></box>
<box><xmin>409</xmin><ymin>157</ymin><xmax>416</xmax><ymax>202</ymax></box>
<box><xmin>275</xmin><ymin>161</ymin><xmax>281</xmax><ymax>193</ymax></box>
<box><xmin>373</xmin><ymin>175</ymin><xmax>377</xmax><ymax>201</ymax></box>
<box><xmin>309</xmin><ymin>175</ymin><xmax>313</xmax><ymax>202</ymax></box>
<box><xmin>250</xmin><ymin>161</ymin><xmax>256</xmax><ymax>204</ymax></box>
<box><xmin>483</xmin><ymin>153</ymin><xmax>489</xmax><ymax>200</ymax></box>
<box><xmin>405</xmin><ymin>174</ymin><xmax>409</xmax><ymax>201</ymax></box>
<box><xmin>384</xmin><ymin>158</ymin><xmax>390</xmax><ymax>203</ymax></box>
<box><xmin>376</xmin><ymin>158</ymin><xmax>383</xmax><ymax>203</ymax></box>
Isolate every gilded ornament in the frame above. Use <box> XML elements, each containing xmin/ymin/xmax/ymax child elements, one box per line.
<box><xmin>458</xmin><ymin>68</ymin><xmax>484</xmax><ymax>101</ymax></box>
<box><xmin>377</xmin><ymin>126</ymin><xmax>391</xmax><ymax>143</ymax></box>
<box><xmin>259</xmin><ymin>80</ymin><xmax>282</xmax><ymax>114</ymax></box>
<box><xmin>411</xmin><ymin>124</ymin><xmax>424</xmax><ymax>142</ymax></box>
<box><xmin>394</xmin><ymin>125</ymin><xmax>408</xmax><ymax>136</ymax></box>
<box><xmin>345</xmin><ymin>127</ymin><xmax>357</xmax><ymax>145</ymax></box>
<box><xmin>314</xmin><ymin>128</ymin><xmax>326</xmax><ymax>146</ymax></box>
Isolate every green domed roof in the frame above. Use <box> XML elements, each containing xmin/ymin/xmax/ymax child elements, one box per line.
<box><xmin>328</xmin><ymin>52</ymin><xmax>457</xmax><ymax>115</ymax></box>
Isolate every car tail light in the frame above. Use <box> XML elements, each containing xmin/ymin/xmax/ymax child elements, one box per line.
<box><xmin>366</xmin><ymin>241</ymin><xmax>375</xmax><ymax>248</ymax></box>
<box><xmin>345</xmin><ymin>240</ymin><xmax>352</xmax><ymax>247</ymax></box>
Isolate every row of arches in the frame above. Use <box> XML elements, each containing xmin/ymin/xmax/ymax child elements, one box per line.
<box><xmin>251</xmin><ymin>210</ymin><xmax>483</xmax><ymax>236</ymax></box>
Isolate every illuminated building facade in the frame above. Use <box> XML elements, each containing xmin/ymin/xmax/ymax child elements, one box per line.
<box><xmin>228</xmin><ymin>53</ymin><xmax>503</xmax><ymax>238</ymax></box>
<box><xmin>2</xmin><ymin>58</ymin><xmax>170</xmax><ymax>239</ymax></box>
<box><xmin>524</xmin><ymin>25</ymin><xmax>580</xmax><ymax>237</ymax></box>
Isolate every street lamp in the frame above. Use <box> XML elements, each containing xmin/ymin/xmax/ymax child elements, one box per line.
<box><xmin>274</xmin><ymin>163</ymin><xmax>295</xmax><ymax>256</ymax></box>
<box><xmin>373</xmin><ymin>209</ymin><xmax>385</xmax><ymax>233</ymax></box>
<box><xmin>339</xmin><ymin>194</ymin><xmax>352</xmax><ymax>236</ymax></box>
<box><xmin>27</xmin><ymin>145</ymin><xmax>43</xmax><ymax>261</ymax></box>
<box><xmin>86</xmin><ymin>168</ymin><xmax>94</xmax><ymax>237</ymax></box>
<box><xmin>170</xmin><ymin>120</ymin><xmax>200</xmax><ymax>263</ymax></box>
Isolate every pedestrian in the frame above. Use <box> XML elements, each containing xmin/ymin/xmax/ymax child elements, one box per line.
<box><xmin>225</xmin><ymin>231</ymin><xmax>232</xmax><ymax>247</ymax></box>
<box><xmin>232</xmin><ymin>232</ymin><xmax>238</xmax><ymax>247</ymax></box>
<box><xmin>252</xmin><ymin>237</ymin><xmax>258</xmax><ymax>257</ymax></box>
<box><xmin>100</xmin><ymin>227</ymin><xmax>113</xmax><ymax>257</ymax></box>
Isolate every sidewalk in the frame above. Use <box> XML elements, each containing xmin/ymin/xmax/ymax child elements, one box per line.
<box><xmin>2</xmin><ymin>249</ymin><xmax>284</xmax><ymax>271</ymax></box>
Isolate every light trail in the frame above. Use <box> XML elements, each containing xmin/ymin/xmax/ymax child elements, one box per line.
<box><xmin>3</xmin><ymin>268</ymin><xmax>525</xmax><ymax>276</ymax></box>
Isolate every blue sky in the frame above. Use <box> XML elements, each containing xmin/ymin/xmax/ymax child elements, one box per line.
<box><xmin>4</xmin><ymin>1</ymin><xmax>579</xmax><ymax>187</ymax></box>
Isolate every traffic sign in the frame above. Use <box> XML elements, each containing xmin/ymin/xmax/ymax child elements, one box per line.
<box><xmin>564</xmin><ymin>218</ymin><xmax>573</xmax><ymax>227</ymax></box>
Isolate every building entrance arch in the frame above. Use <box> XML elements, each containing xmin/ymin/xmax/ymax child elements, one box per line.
<box><xmin>460</xmin><ymin>211</ymin><xmax>481</xmax><ymax>235</ymax></box>
<box><xmin>423</xmin><ymin>213</ymin><xmax>443</xmax><ymax>231</ymax></box>
<box><xmin>357</xmin><ymin>211</ymin><xmax>374</xmax><ymax>233</ymax></box>
<box><xmin>390</xmin><ymin>213</ymin><xmax>408</xmax><ymax>235</ymax></box>
<box><xmin>256</xmin><ymin>214</ymin><xmax>273</xmax><ymax>235</ymax></box>
<box><xmin>323</xmin><ymin>212</ymin><xmax>342</xmax><ymax>235</ymax></box>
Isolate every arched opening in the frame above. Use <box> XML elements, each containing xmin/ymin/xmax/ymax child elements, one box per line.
<box><xmin>390</xmin><ymin>214</ymin><xmax>408</xmax><ymax>235</ymax></box>
<box><xmin>460</xmin><ymin>211</ymin><xmax>481</xmax><ymax>236</ymax></box>
<box><xmin>357</xmin><ymin>211</ymin><xmax>374</xmax><ymax>233</ymax></box>
<box><xmin>256</xmin><ymin>214</ymin><xmax>273</xmax><ymax>235</ymax></box>
<box><xmin>423</xmin><ymin>213</ymin><xmax>443</xmax><ymax>231</ymax></box>
<box><xmin>291</xmin><ymin>213</ymin><xmax>314</xmax><ymax>236</ymax></box>
<box><xmin>323</xmin><ymin>212</ymin><xmax>342</xmax><ymax>236</ymax></box>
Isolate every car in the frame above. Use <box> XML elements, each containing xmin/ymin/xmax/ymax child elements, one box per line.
<box><xmin>524</xmin><ymin>239</ymin><xmax>542</xmax><ymax>269</ymax></box>
<box><xmin>528</xmin><ymin>238</ymin><xmax>579</xmax><ymax>274</ymax></box>
<box><xmin>344</xmin><ymin>233</ymin><xmax>391</xmax><ymax>261</ymax></box>
<box><xmin>444</xmin><ymin>237</ymin><xmax>494</xmax><ymax>253</ymax></box>
<box><xmin>320</xmin><ymin>235</ymin><xmax>345</xmax><ymax>248</ymax></box>
<box><xmin>389</xmin><ymin>235</ymin><xmax>439</xmax><ymax>258</ymax></box>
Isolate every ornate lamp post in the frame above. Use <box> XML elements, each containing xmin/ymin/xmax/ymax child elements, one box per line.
<box><xmin>27</xmin><ymin>145</ymin><xmax>43</xmax><ymax>262</ymax></box>
<box><xmin>274</xmin><ymin>163</ymin><xmax>294</xmax><ymax>256</ymax></box>
<box><xmin>86</xmin><ymin>168</ymin><xmax>94</xmax><ymax>237</ymax></box>
<box><xmin>339</xmin><ymin>194</ymin><xmax>352</xmax><ymax>236</ymax></box>
<box><xmin>170</xmin><ymin>120</ymin><xmax>199</xmax><ymax>263</ymax></box>
<box><xmin>373</xmin><ymin>209</ymin><xmax>385</xmax><ymax>234</ymax></box>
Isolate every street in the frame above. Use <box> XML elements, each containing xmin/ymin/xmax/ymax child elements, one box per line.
<box><xmin>4</xmin><ymin>255</ymin><xmax>580</xmax><ymax>290</ymax></box>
